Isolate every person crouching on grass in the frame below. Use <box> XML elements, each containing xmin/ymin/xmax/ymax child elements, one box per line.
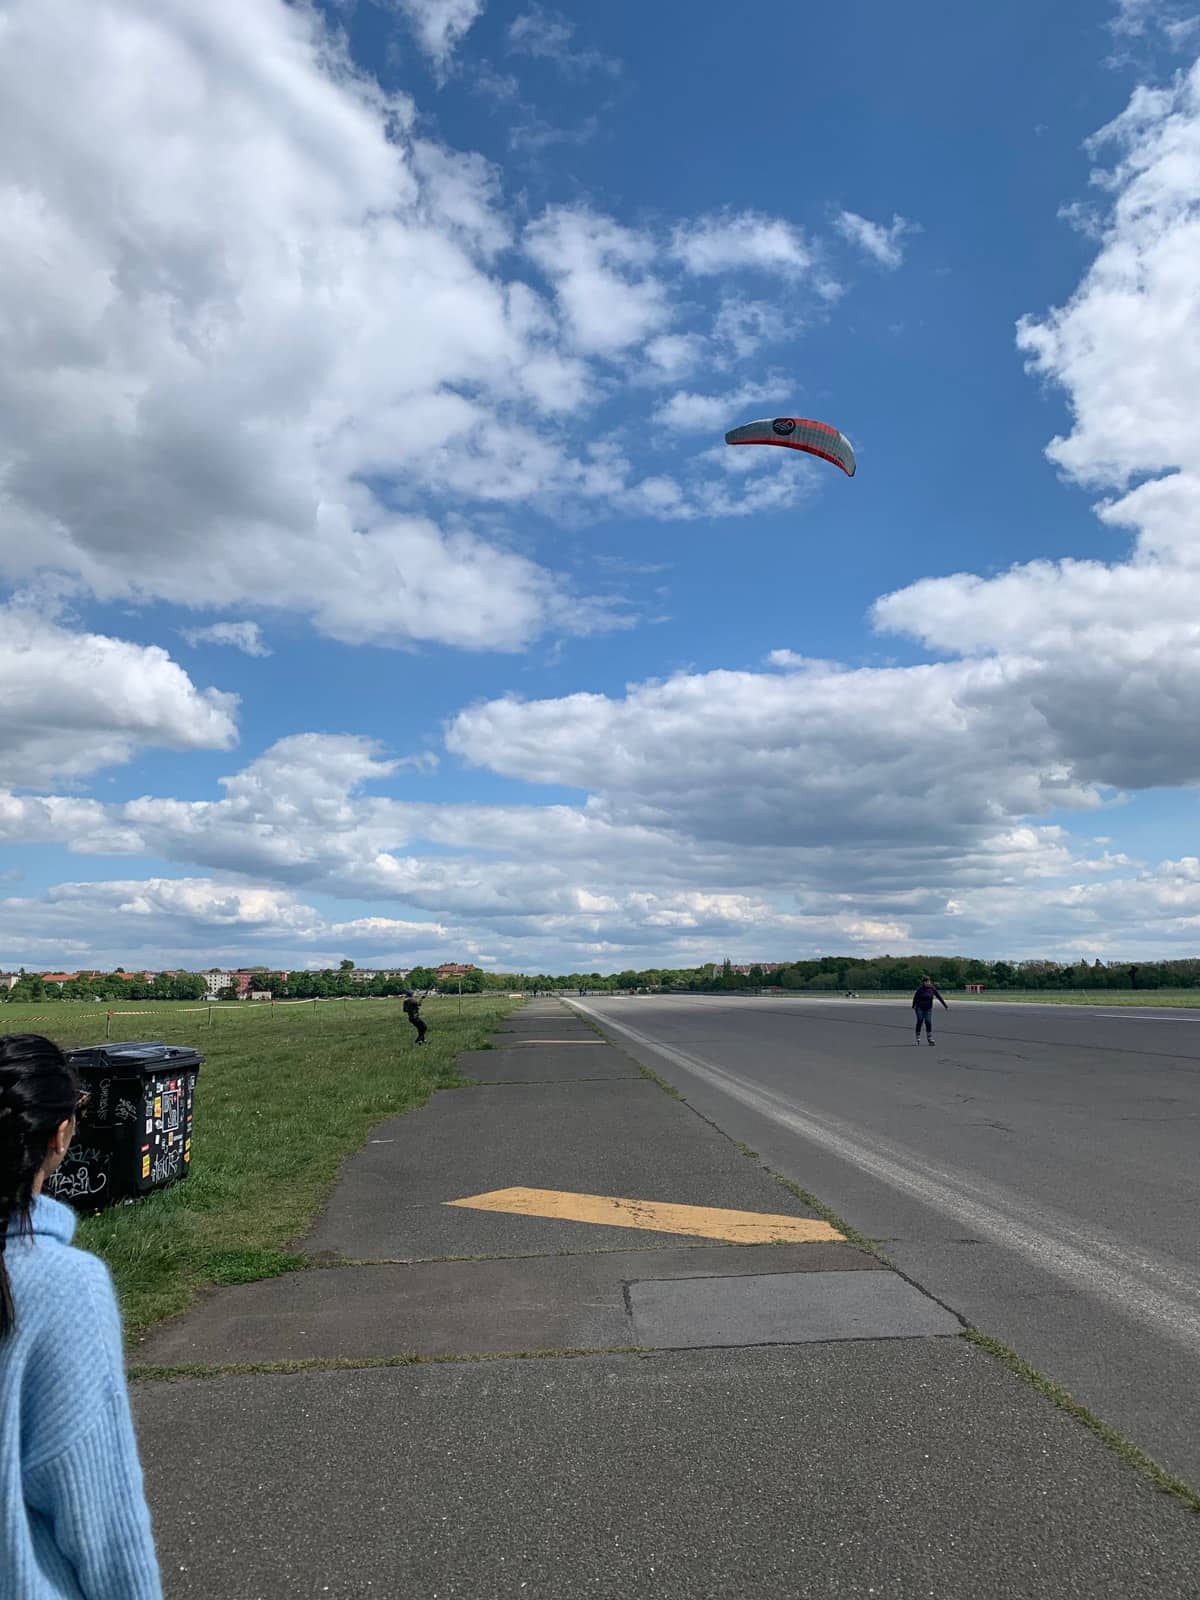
<box><xmin>403</xmin><ymin>991</ymin><xmax>428</xmax><ymax>1046</ymax></box>
<box><xmin>0</xmin><ymin>1033</ymin><xmax>162</xmax><ymax>1600</ymax></box>
<box><xmin>911</xmin><ymin>975</ymin><xmax>949</xmax><ymax>1045</ymax></box>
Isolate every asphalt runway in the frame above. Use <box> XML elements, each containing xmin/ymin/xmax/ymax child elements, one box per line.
<box><xmin>570</xmin><ymin>995</ymin><xmax>1200</xmax><ymax>1489</ymax></box>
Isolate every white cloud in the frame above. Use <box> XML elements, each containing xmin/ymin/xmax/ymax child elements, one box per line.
<box><xmin>641</xmin><ymin>333</ymin><xmax>709</xmax><ymax>382</ymax></box>
<box><xmin>0</xmin><ymin>875</ymin><xmax>451</xmax><ymax>968</ymax></box>
<box><xmin>0</xmin><ymin>0</ymin><xmax>623</xmax><ymax>651</ymax></box>
<box><xmin>1017</xmin><ymin>61</ymin><xmax>1200</xmax><ymax>489</ymax></box>
<box><xmin>0</xmin><ymin>727</ymin><xmax>1194</xmax><ymax>968</ymax></box>
<box><xmin>0</xmin><ymin>606</ymin><xmax>237</xmax><ymax>785</ymax></box>
<box><xmin>712</xmin><ymin>297</ymin><xmax>794</xmax><ymax>361</ymax></box>
<box><xmin>1109</xmin><ymin>0</ymin><xmax>1200</xmax><ymax>42</ymax></box>
<box><xmin>524</xmin><ymin>207</ymin><xmax>669</xmax><ymax>355</ymax></box>
<box><xmin>182</xmin><ymin>621</ymin><xmax>271</xmax><ymax>657</ymax></box>
<box><xmin>834</xmin><ymin>210</ymin><xmax>917</xmax><ymax>269</ymax></box>
<box><xmin>508</xmin><ymin>113</ymin><xmax>599</xmax><ymax>154</ymax></box>
<box><xmin>9</xmin><ymin>20</ymin><xmax>1200</xmax><ymax>970</ymax></box>
<box><xmin>390</xmin><ymin>0</ymin><xmax>486</xmax><ymax>74</ymax></box>
<box><xmin>650</xmin><ymin>383</ymin><xmax>769</xmax><ymax>433</ymax></box>
<box><xmin>507</xmin><ymin>6</ymin><xmax>619</xmax><ymax>75</ymax></box>
<box><xmin>671</xmin><ymin>211</ymin><xmax>825</xmax><ymax>282</ymax></box>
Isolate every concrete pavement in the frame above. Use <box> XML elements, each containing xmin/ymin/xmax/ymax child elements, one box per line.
<box><xmin>130</xmin><ymin>999</ymin><xmax>1200</xmax><ymax>1598</ymax></box>
<box><xmin>570</xmin><ymin>993</ymin><xmax>1200</xmax><ymax>1488</ymax></box>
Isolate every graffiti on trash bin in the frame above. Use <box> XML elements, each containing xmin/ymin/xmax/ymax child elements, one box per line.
<box><xmin>46</xmin><ymin>1150</ymin><xmax>109</xmax><ymax>1202</ymax></box>
<box><xmin>114</xmin><ymin>1098</ymin><xmax>138</xmax><ymax>1124</ymax></box>
<box><xmin>94</xmin><ymin>1078</ymin><xmax>112</xmax><ymax>1121</ymax></box>
<box><xmin>149</xmin><ymin>1149</ymin><xmax>183</xmax><ymax>1185</ymax></box>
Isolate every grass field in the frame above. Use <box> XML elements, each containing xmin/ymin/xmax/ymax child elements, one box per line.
<box><xmin>2</xmin><ymin>995</ymin><xmax>519</xmax><ymax>1340</ymax></box>
<box><xmin>947</xmin><ymin>990</ymin><xmax>1200</xmax><ymax>1006</ymax></box>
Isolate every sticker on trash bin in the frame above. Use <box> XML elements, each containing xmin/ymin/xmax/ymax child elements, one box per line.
<box><xmin>142</xmin><ymin>1154</ymin><xmax>151</xmax><ymax>1179</ymax></box>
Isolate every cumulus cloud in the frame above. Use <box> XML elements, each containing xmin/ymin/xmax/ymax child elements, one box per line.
<box><xmin>390</xmin><ymin>0</ymin><xmax>486</xmax><ymax>74</ymax></box>
<box><xmin>8</xmin><ymin>19</ymin><xmax>1200</xmax><ymax>969</ymax></box>
<box><xmin>427</xmin><ymin>59</ymin><xmax>1200</xmax><ymax>958</ymax></box>
<box><xmin>1017</xmin><ymin>62</ymin><xmax>1200</xmax><ymax>488</ymax></box>
<box><xmin>523</xmin><ymin>207</ymin><xmax>670</xmax><ymax>355</ymax></box>
<box><xmin>0</xmin><ymin>0</ymin><xmax>607</xmax><ymax>651</ymax></box>
<box><xmin>0</xmin><ymin>725</ymin><xmax>1192</xmax><ymax>966</ymax></box>
<box><xmin>1</xmin><ymin>0</ymin><xmax>846</xmax><ymax>640</ymax></box>
<box><xmin>651</xmin><ymin>383</ymin><xmax>769</xmax><ymax>433</ymax></box>
<box><xmin>834</xmin><ymin>210</ymin><xmax>917</xmax><ymax>268</ymax></box>
<box><xmin>182</xmin><ymin>621</ymin><xmax>271</xmax><ymax>657</ymax></box>
<box><xmin>0</xmin><ymin>607</ymin><xmax>237</xmax><ymax>785</ymax></box>
<box><xmin>0</xmin><ymin>875</ymin><xmax>451</xmax><ymax>968</ymax></box>
<box><xmin>671</xmin><ymin>211</ymin><xmax>827</xmax><ymax>282</ymax></box>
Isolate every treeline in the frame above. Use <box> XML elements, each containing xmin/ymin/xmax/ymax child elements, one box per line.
<box><xmin>242</xmin><ymin>966</ymin><xmax>492</xmax><ymax>999</ymax></box>
<box><xmin>10</xmin><ymin>955</ymin><xmax>1200</xmax><ymax>1005</ymax></box>
<box><xmin>459</xmin><ymin>956</ymin><xmax>1200</xmax><ymax>994</ymax></box>
<box><xmin>5</xmin><ymin>971</ymin><xmax>208</xmax><ymax>1003</ymax></box>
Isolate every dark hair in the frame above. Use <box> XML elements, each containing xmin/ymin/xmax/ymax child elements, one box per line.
<box><xmin>0</xmin><ymin>1035</ymin><xmax>79</xmax><ymax>1338</ymax></box>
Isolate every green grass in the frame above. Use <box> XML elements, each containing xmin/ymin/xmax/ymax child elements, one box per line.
<box><xmin>129</xmin><ymin>1345</ymin><xmax>643</xmax><ymax>1384</ymax></box>
<box><xmin>4</xmin><ymin>996</ymin><xmax>517</xmax><ymax>1339</ymax></box>
<box><xmin>951</xmin><ymin>990</ymin><xmax>1200</xmax><ymax>1007</ymax></box>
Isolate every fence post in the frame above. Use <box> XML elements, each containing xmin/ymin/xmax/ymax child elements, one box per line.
<box><xmin>208</xmin><ymin>1004</ymin><xmax>213</xmax><ymax>1027</ymax></box>
<box><xmin>106</xmin><ymin>1010</ymin><xmax>112</xmax><ymax>1040</ymax></box>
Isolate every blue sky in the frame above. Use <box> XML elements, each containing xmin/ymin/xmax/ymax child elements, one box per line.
<box><xmin>2</xmin><ymin>0</ymin><xmax>1200</xmax><ymax>972</ymax></box>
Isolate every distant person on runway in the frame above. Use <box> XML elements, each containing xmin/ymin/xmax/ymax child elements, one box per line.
<box><xmin>912</xmin><ymin>976</ymin><xmax>948</xmax><ymax>1044</ymax></box>
<box><xmin>403</xmin><ymin>991</ymin><xmax>428</xmax><ymax>1046</ymax></box>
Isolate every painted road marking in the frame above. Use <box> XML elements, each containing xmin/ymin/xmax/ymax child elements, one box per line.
<box><xmin>508</xmin><ymin>1039</ymin><xmax>607</xmax><ymax>1046</ymax></box>
<box><xmin>447</xmin><ymin>1186</ymin><xmax>843</xmax><ymax>1243</ymax></box>
<box><xmin>567</xmin><ymin>1000</ymin><xmax>1200</xmax><ymax>1351</ymax></box>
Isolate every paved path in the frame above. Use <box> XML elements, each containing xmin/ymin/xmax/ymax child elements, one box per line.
<box><xmin>130</xmin><ymin>1000</ymin><xmax>1200</xmax><ymax>1598</ymax></box>
<box><xmin>571</xmin><ymin>994</ymin><xmax>1200</xmax><ymax>1487</ymax></box>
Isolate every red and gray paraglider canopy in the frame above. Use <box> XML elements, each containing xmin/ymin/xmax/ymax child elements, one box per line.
<box><xmin>725</xmin><ymin>416</ymin><xmax>856</xmax><ymax>477</ymax></box>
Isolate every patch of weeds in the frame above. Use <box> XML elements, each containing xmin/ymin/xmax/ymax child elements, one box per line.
<box><xmin>763</xmin><ymin>1167</ymin><xmax>885</xmax><ymax>1258</ymax></box>
<box><xmin>636</xmin><ymin>1063</ymin><xmax>682</xmax><ymax>1099</ymax></box>
<box><xmin>205</xmin><ymin>1247</ymin><xmax>310</xmax><ymax>1286</ymax></box>
<box><xmin>130</xmin><ymin>1344</ymin><xmax>643</xmax><ymax>1384</ymax></box>
<box><xmin>963</xmin><ymin>1329</ymin><xmax>1200</xmax><ymax>1514</ymax></box>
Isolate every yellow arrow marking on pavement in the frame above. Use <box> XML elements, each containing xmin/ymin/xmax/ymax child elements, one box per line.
<box><xmin>446</xmin><ymin>1187</ymin><xmax>843</xmax><ymax>1244</ymax></box>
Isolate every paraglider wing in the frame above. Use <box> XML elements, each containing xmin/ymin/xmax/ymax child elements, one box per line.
<box><xmin>725</xmin><ymin>417</ymin><xmax>856</xmax><ymax>477</ymax></box>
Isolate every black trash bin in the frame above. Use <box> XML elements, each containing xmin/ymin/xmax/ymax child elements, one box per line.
<box><xmin>45</xmin><ymin>1041</ymin><xmax>203</xmax><ymax>1213</ymax></box>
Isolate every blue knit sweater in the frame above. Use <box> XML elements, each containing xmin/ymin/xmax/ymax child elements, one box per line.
<box><xmin>1</xmin><ymin>1196</ymin><xmax>161</xmax><ymax>1600</ymax></box>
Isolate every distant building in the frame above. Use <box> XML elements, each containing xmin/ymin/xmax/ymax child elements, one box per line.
<box><xmin>40</xmin><ymin>973</ymin><xmax>81</xmax><ymax>987</ymax></box>
<box><xmin>202</xmin><ymin>969</ymin><xmax>232</xmax><ymax>999</ymax></box>
<box><xmin>436</xmin><ymin>963</ymin><xmax>476</xmax><ymax>980</ymax></box>
<box><xmin>0</xmin><ymin>972</ymin><xmax>19</xmax><ymax>991</ymax></box>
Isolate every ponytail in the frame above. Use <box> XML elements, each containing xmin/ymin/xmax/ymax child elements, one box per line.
<box><xmin>0</xmin><ymin>1035</ymin><xmax>79</xmax><ymax>1338</ymax></box>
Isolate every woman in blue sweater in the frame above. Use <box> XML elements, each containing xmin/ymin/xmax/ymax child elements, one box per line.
<box><xmin>0</xmin><ymin>1034</ymin><xmax>162</xmax><ymax>1599</ymax></box>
